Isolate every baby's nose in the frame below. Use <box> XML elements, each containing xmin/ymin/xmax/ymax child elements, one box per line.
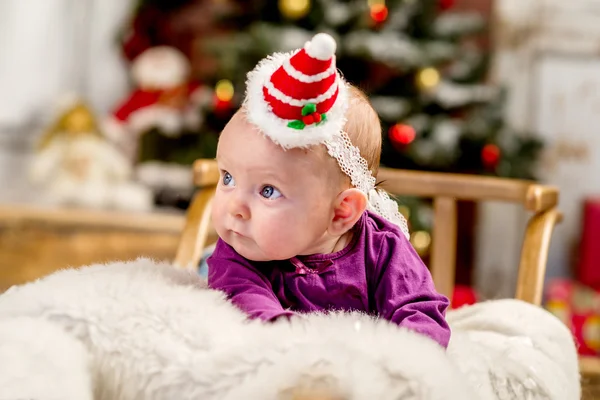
<box><xmin>228</xmin><ymin>195</ymin><xmax>250</xmax><ymax>220</ymax></box>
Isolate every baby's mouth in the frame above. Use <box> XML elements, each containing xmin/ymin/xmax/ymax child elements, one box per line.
<box><xmin>231</xmin><ymin>230</ymin><xmax>246</xmax><ymax>238</ymax></box>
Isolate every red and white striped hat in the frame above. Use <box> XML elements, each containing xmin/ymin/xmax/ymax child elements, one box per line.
<box><xmin>244</xmin><ymin>33</ymin><xmax>349</xmax><ymax>149</ymax></box>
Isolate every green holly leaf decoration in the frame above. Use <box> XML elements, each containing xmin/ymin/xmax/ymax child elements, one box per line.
<box><xmin>301</xmin><ymin>103</ymin><xmax>317</xmax><ymax>116</ymax></box>
<box><xmin>287</xmin><ymin>120</ymin><xmax>306</xmax><ymax>130</ymax></box>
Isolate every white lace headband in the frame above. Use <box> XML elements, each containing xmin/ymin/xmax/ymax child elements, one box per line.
<box><xmin>324</xmin><ymin>131</ymin><xmax>410</xmax><ymax>239</ymax></box>
<box><xmin>243</xmin><ymin>32</ymin><xmax>410</xmax><ymax>239</ymax></box>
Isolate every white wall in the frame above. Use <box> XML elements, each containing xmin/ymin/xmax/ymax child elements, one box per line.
<box><xmin>533</xmin><ymin>56</ymin><xmax>600</xmax><ymax>279</ymax></box>
<box><xmin>0</xmin><ymin>0</ymin><xmax>135</xmax><ymax>202</ymax></box>
<box><xmin>0</xmin><ymin>0</ymin><xmax>134</xmax><ymax>135</ymax></box>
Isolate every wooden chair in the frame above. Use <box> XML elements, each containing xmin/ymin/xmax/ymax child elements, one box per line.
<box><xmin>175</xmin><ymin>158</ymin><xmax>561</xmax><ymax>305</ymax></box>
<box><xmin>175</xmin><ymin>158</ymin><xmax>600</xmax><ymax>395</ymax></box>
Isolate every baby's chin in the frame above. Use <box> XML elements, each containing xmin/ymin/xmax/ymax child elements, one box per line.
<box><xmin>228</xmin><ymin>239</ymin><xmax>294</xmax><ymax>262</ymax></box>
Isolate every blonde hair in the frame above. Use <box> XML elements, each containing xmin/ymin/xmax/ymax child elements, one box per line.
<box><xmin>343</xmin><ymin>85</ymin><xmax>382</xmax><ymax>177</ymax></box>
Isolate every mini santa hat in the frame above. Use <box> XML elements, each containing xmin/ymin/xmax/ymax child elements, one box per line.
<box><xmin>244</xmin><ymin>33</ymin><xmax>349</xmax><ymax>149</ymax></box>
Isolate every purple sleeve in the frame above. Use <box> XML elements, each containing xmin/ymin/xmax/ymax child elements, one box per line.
<box><xmin>372</xmin><ymin>232</ymin><xmax>451</xmax><ymax>348</ymax></box>
<box><xmin>207</xmin><ymin>240</ymin><xmax>296</xmax><ymax>322</ymax></box>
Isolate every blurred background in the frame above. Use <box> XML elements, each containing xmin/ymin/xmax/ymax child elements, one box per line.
<box><xmin>1</xmin><ymin>0</ymin><xmax>600</xmax><ymax>354</ymax></box>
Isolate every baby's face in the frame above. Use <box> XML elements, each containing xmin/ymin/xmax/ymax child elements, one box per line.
<box><xmin>212</xmin><ymin>113</ymin><xmax>342</xmax><ymax>261</ymax></box>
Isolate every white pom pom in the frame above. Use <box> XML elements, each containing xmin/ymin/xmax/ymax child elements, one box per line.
<box><xmin>305</xmin><ymin>33</ymin><xmax>336</xmax><ymax>61</ymax></box>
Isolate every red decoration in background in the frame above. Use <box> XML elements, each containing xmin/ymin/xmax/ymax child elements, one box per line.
<box><xmin>120</xmin><ymin>0</ymin><xmax>219</xmax><ymax>63</ymax></box>
<box><xmin>370</xmin><ymin>4</ymin><xmax>389</xmax><ymax>23</ymax></box>
<box><xmin>121</xmin><ymin>6</ymin><xmax>175</xmax><ymax>62</ymax></box>
<box><xmin>213</xmin><ymin>95</ymin><xmax>232</xmax><ymax>115</ymax></box>
<box><xmin>546</xmin><ymin>279</ymin><xmax>600</xmax><ymax>356</ymax></box>
<box><xmin>452</xmin><ymin>285</ymin><xmax>478</xmax><ymax>309</ymax></box>
<box><xmin>481</xmin><ymin>143</ymin><xmax>500</xmax><ymax>169</ymax></box>
<box><xmin>389</xmin><ymin>124</ymin><xmax>416</xmax><ymax>146</ymax></box>
<box><xmin>439</xmin><ymin>0</ymin><xmax>455</xmax><ymax>11</ymax></box>
<box><xmin>578</xmin><ymin>198</ymin><xmax>600</xmax><ymax>290</ymax></box>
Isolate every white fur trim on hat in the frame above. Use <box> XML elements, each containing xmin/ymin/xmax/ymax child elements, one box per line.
<box><xmin>243</xmin><ymin>51</ymin><xmax>349</xmax><ymax>150</ymax></box>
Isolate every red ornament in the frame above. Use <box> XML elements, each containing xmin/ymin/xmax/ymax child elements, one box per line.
<box><xmin>370</xmin><ymin>4</ymin><xmax>388</xmax><ymax>23</ymax></box>
<box><xmin>389</xmin><ymin>124</ymin><xmax>416</xmax><ymax>146</ymax></box>
<box><xmin>481</xmin><ymin>144</ymin><xmax>501</xmax><ymax>168</ymax></box>
<box><xmin>452</xmin><ymin>285</ymin><xmax>478</xmax><ymax>309</ymax></box>
<box><xmin>439</xmin><ymin>0</ymin><xmax>455</xmax><ymax>11</ymax></box>
<box><xmin>213</xmin><ymin>95</ymin><xmax>232</xmax><ymax>114</ymax></box>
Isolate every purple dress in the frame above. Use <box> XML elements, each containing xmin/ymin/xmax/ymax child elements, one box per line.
<box><xmin>207</xmin><ymin>210</ymin><xmax>451</xmax><ymax>348</ymax></box>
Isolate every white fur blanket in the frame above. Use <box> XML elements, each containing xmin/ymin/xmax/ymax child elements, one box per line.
<box><xmin>0</xmin><ymin>259</ymin><xmax>580</xmax><ymax>400</ymax></box>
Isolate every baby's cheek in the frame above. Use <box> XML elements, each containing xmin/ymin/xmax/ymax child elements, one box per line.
<box><xmin>258</xmin><ymin>216</ymin><xmax>299</xmax><ymax>257</ymax></box>
<box><xmin>210</xmin><ymin>199</ymin><xmax>226</xmax><ymax>229</ymax></box>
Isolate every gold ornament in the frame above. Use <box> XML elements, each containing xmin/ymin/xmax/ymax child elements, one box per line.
<box><xmin>279</xmin><ymin>0</ymin><xmax>311</xmax><ymax>20</ymax></box>
<box><xmin>416</xmin><ymin>67</ymin><xmax>440</xmax><ymax>91</ymax></box>
<box><xmin>37</xmin><ymin>101</ymin><xmax>100</xmax><ymax>152</ymax></box>
<box><xmin>215</xmin><ymin>79</ymin><xmax>234</xmax><ymax>102</ymax></box>
<box><xmin>410</xmin><ymin>230</ymin><xmax>431</xmax><ymax>256</ymax></box>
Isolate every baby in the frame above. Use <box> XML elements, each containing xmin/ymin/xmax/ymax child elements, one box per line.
<box><xmin>207</xmin><ymin>33</ymin><xmax>451</xmax><ymax>348</ymax></box>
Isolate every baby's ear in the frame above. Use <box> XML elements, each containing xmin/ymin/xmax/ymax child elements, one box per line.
<box><xmin>329</xmin><ymin>188</ymin><xmax>368</xmax><ymax>236</ymax></box>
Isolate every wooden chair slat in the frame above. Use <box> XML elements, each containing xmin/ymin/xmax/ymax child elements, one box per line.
<box><xmin>430</xmin><ymin>196</ymin><xmax>458</xmax><ymax>300</ymax></box>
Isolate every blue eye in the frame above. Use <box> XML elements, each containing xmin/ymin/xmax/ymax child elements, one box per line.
<box><xmin>222</xmin><ymin>172</ymin><xmax>235</xmax><ymax>186</ymax></box>
<box><xmin>260</xmin><ymin>185</ymin><xmax>282</xmax><ymax>200</ymax></box>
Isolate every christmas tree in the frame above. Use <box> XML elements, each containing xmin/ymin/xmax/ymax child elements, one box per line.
<box><xmin>199</xmin><ymin>0</ymin><xmax>543</xmax><ymax>249</ymax></box>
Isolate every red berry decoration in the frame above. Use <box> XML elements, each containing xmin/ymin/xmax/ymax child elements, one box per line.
<box><xmin>287</xmin><ymin>103</ymin><xmax>327</xmax><ymax>130</ymax></box>
<box><xmin>302</xmin><ymin>114</ymin><xmax>315</xmax><ymax>125</ymax></box>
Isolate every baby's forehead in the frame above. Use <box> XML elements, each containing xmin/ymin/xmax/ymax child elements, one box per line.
<box><xmin>224</xmin><ymin>119</ymin><xmax>338</xmax><ymax>180</ymax></box>
<box><xmin>272</xmin><ymin>146</ymin><xmax>343</xmax><ymax>191</ymax></box>
<box><xmin>221</xmin><ymin>110</ymin><xmax>342</xmax><ymax>178</ymax></box>
<box><xmin>256</xmin><ymin>139</ymin><xmax>334</xmax><ymax>177</ymax></box>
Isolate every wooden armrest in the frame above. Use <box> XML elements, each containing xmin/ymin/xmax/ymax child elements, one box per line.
<box><xmin>193</xmin><ymin>159</ymin><xmax>219</xmax><ymax>188</ymax></box>
<box><xmin>377</xmin><ymin>169</ymin><xmax>559</xmax><ymax>212</ymax></box>
<box><xmin>515</xmin><ymin>208</ymin><xmax>563</xmax><ymax>305</ymax></box>
<box><xmin>525</xmin><ymin>184</ymin><xmax>560</xmax><ymax>213</ymax></box>
<box><xmin>174</xmin><ymin>188</ymin><xmax>216</xmax><ymax>270</ymax></box>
